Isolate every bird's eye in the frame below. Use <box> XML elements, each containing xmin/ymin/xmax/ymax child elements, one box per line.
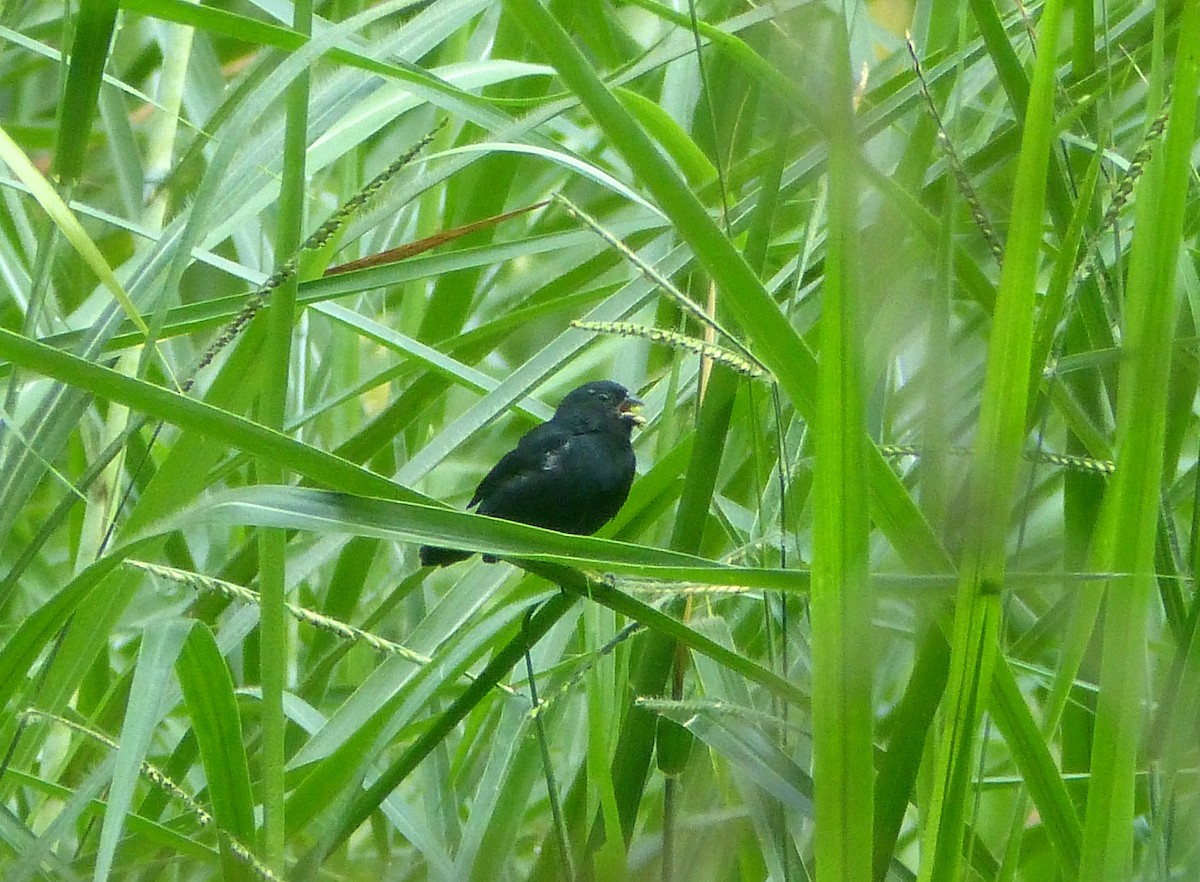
<box><xmin>598</xmin><ymin>391</ymin><xmax>610</xmax><ymax>401</ymax></box>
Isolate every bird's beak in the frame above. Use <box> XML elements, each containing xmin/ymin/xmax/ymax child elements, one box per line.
<box><xmin>619</xmin><ymin>394</ymin><xmax>646</xmax><ymax>426</ymax></box>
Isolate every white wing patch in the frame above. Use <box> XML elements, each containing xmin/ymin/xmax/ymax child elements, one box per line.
<box><xmin>542</xmin><ymin>441</ymin><xmax>569</xmax><ymax>471</ymax></box>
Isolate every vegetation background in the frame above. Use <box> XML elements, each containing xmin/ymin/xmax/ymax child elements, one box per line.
<box><xmin>0</xmin><ymin>0</ymin><xmax>1197</xmax><ymax>880</ymax></box>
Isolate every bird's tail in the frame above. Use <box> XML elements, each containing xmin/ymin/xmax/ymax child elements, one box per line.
<box><xmin>419</xmin><ymin>544</ymin><xmax>472</xmax><ymax>567</ymax></box>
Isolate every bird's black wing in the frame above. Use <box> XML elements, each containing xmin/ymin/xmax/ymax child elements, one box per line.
<box><xmin>420</xmin><ymin>422</ymin><xmax>571</xmax><ymax>567</ymax></box>
<box><xmin>468</xmin><ymin>419</ymin><xmax>573</xmax><ymax>509</ymax></box>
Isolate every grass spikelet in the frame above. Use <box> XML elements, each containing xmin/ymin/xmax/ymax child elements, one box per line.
<box><xmin>128</xmin><ymin>560</ymin><xmax>432</xmax><ymax>665</ymax></box>
<box><xmin>18</xmin><ymin>709</ymin><xmax>281</xmax><ymax>882</ymax></box>
<box><xmin>571</xmin><ymin>320</ymin><xmax>768</xmax><ymax>379</ymax></box>
<box><xmin>906</xmin><ymin>32</ymin><xmax>1005</xmax><ymax>266</ymax></box>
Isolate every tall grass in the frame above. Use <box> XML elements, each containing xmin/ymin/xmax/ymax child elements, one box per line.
<box><xmin>0</xmin><ymin>1</ymin><xmax>1196</xmax><ymax>880</ymax></box>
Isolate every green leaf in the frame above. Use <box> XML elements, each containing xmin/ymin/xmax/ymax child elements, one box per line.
<box><xmin>177</xmin><ymin>623</ymin><xmax>257</xmax><ymax>881</ymax></box>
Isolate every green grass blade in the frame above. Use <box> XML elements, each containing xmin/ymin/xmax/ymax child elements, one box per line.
<box><xmin>55</xmin><ymin>0</ymin><xmax>119</xmax><ymax>186</ymax></box>
<box><xmin>94</xmin><ymin>620</ymin><xmax>192</xmax><ymax>882</ymax></box>
<box><xmin>177</xmin><ymin>623</ymin><xmax>257</xmax><ymax>881</ymax></box>
<box><xmin>1076</xmin><ymin>8</ymin><xmax>1200</xmax><ymax>881</ymax></box>
<box><xmin>917</xmin><ymin>3</ymin><xmax>1066</xmax><ymax>880</ymax></box>
<box><xmin>810</xmin><ymin>15</ymin><xmax>873</xmax><ymax>882</ymax></box>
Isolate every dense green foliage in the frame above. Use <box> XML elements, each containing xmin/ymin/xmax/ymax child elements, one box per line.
<box><xmin>0</xmin><ymin>1</ymin><xmax>1198</xmax><ymax>880</ymax></box>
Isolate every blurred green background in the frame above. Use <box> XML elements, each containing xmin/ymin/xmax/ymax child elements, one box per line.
<box><xmin>0</xmin><ymin>1</ymin><xmax>1197</xmax><ymax>880</ymax></box>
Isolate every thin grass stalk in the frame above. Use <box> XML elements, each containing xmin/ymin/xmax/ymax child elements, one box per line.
<box><xmin>1076</xmin><ymin>8</ymin><xmax>1200</xmax><ymax>880</ymax></box>
<box><xmin>916</xmin><ymin>3</ymin><xmax>1066</xmax><ymax>880</ymax></box>
<box><xmin>810</xmin><ymin>17</ymin><xmax>872</xmax><ymax>882</ymax></box>
<box><xmin>524</xmin><ymin>608</ymin><xmax>575</xmax><ymax>882</ymax></box>
<box><xmin>259</xmin><ymin>0</ymin><xmax>312</xmax><ymax>866</ymax></box>
<box><xmin>904</xmin><ymin>32</ymin><xmax>1004</xmax><ymax>266</ymax></box>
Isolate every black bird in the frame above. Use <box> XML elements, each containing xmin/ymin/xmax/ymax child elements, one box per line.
<box><xmin>419</xmin><ymin>381</ymin><xmax>643</xmax><ymax>566</ymax></box>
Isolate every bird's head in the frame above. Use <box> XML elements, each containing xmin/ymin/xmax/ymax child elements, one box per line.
<box><xmin>556</xmin><ymin>381</ymin><xmax>645</xmax><ymax>434</ymax></box>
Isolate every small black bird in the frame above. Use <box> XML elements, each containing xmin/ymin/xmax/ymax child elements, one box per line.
<box><xmin>419</xmin><ymin>381</ymin><xmax>643</xmax><ymax>566</ymax></box>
